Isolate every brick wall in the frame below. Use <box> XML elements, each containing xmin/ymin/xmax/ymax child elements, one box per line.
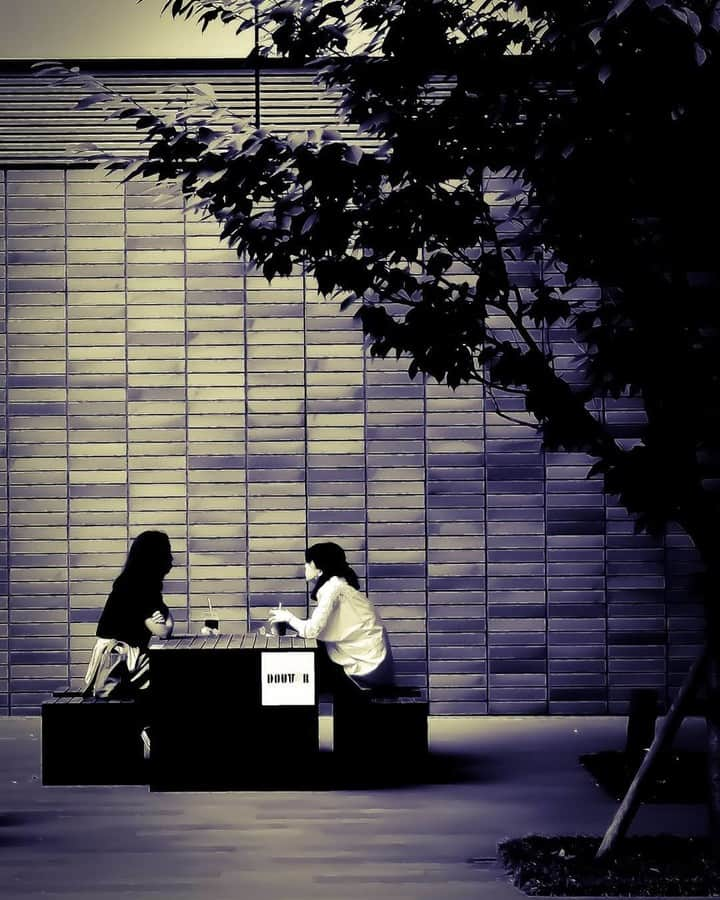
<box><xmin>0</xmin><ymin>66</ymin><xmax>705</xmax><ymax>714</ymax></box>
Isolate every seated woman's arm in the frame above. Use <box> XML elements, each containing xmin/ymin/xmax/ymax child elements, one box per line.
<box><xmin>279</xmin><ymin>589</ymin><xmax>338</xmax><ymax>639</ymax></box>
<box><xmin>144</xmin><ymin>609</ymin><xmax>173</xmax><ymax>640</ymax></box>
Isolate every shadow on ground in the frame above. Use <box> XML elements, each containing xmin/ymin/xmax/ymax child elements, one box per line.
<box><xmin>148</xmin><ymin>749</ymin><xmax>497</xmax><ymax>792</ymax></box>
<box><xmin>0</xmin><ymin>811</ymin><xmax>70</xmax><ymax>848</ymax></box>
<box><xmin>580</xmin><ymin>750</ymin><xmax>707</xmax><ymax>803</ymax></box>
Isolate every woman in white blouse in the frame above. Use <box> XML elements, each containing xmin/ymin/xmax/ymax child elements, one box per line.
<box><xmin>268</xmin><ymin>542</ymin><xmax>395</xmax><ymax>691</ymax></box>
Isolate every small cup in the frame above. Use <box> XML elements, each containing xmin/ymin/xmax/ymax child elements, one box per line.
<box><xmin>200</xmin><ymin>617</ymin><xmax>220</xmax><ymax>635</ymax></box>
<box><xmin>269</xmin><ymin>605</ymin><xmax>288</xmax><ymax>636</ymax></box>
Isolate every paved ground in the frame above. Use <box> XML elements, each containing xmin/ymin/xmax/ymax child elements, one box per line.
<box><xmin>0</xmin><ymin>715</ymin><xmax>709</xmax><ymax>900</ymax></box>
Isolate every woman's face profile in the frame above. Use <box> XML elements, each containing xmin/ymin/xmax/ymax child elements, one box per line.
<box><xmin>305</xmin><ymin>560</ymin><xmax>320</xmax><ymax>582</ymax></box>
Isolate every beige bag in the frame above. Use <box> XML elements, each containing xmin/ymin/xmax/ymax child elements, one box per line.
<box><xmin>84</xmin><ymin>639</ymin><xmax>150</xmax><ymax>698</ymax></box>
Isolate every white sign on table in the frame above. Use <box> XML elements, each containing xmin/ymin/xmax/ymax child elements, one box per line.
<box><xmin>261</xmin><ymin>652</ymin><xmax>315</xmax><ymax>706</ymax></box>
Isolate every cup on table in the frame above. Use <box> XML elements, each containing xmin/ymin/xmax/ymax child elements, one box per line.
<box><xmin>268</xmin><ymin>605</ymin><xmax>288</xmax><ymax>637</ymax></box>
<box><xmin>200</xmin><ymin>617</ymin><xmax>220</xmax><ymax>635</ymax></box>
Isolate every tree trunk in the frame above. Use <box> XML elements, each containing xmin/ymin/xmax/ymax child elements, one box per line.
<box><xmin>676</xmin><ymin>515</ymin><xmax>720</xmax><ymax>862</ymax></box>
<box><xmin>595</xmin><ymin>645</ymin><xmax>706</xmax><ymax>860</ymax></box>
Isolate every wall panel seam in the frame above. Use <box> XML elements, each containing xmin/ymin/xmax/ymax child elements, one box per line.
<box><xmin>123</xmin><ymin>176</ymin><xmax>130</xmax><ymax>610</ymax></box>
<box><xmin>2</xmin><ymin>167</ymin><xmax>8</xmax><ymax>714</ymax></box>
<box><xmin>482</xmin><ymin>379</ymin><xmax>488</xmax><ymax>712</ymax></box>
<box><xmin>243</xmin><ymin>253</ymin><xmax>250</xmax><ymax>629</ymax></box>
<box><xmin>422</xmin><ymin>366</ymin><xmax>429</xmax><ymax>697</ymax></box>
<box><xmin>602</xmin><ymin>395</ymin><xmax>609</xmax><ymax>712</ymax></box>
<box><xmin>64</xmin><ymin>168</ymin><xmax>70</xmax><ymax>689</ymax></box>
<box><xmin>302</xmin><ymin>264</ymin><xmax>309</xmax><ymax>616</ymax></box>
<box><xmin>183</xmin><ymin>192</ymin><xmax>190</xmax><ymax>632</ymax></box>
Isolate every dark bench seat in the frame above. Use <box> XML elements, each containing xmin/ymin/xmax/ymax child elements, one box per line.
<box><xmin>42</xmin><ymin>694</ymin><xmax>146</xmax><ymax>785</ymax></box>
<box><xmin>333</xmin><ymin>686</ymin><xmax>429</xmax><ymax>764</ymax></box>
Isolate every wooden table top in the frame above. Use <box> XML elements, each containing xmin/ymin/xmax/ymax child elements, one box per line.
<box><xmin>149</xmin><ymin>634</ymin><xmax>317</xmax><ymax>651</ymax></box>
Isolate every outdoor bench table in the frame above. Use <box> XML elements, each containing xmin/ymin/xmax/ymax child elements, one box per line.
<box><xmin>147</xmin><ymin>633</ymin><xmax>318</xmax><ymax>790</ymax></box>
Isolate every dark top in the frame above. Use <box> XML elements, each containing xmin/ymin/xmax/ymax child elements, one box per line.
<box><xmin>96</xmin><ymin>572</ymin><xmax>169</xmax><ymax>650</ymax></box>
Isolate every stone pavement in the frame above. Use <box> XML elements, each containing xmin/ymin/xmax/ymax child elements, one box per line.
<box><xmin>0</xmin><ymin>715</ymin><xmax>708</xmax><ymax>900</ymax></box>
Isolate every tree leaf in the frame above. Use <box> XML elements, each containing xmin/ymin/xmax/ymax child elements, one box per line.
<box><xmin>75</xmin><ymin>93</ymin><xmax>113</xmax><ymax>110</ymax></box>
<box><xmin>608</xmin><ymin>0</ymin><xmax>635</xmax><ymax>19</ymax></box>
<box><xmin>192</xmin><ymin>82</ymin><xmax>217</xmax><ymax>98</ymax></box>
<box><xmin>301</xmin><ymin>212</ymin><xmax>318</xmax><ymax>234</ymax></box>
<box><xmin>343</xmin><ymin>144</ymin><xmax>362</xmax><ymax>164</ymax></box>
<box><xmin>358</xmin><ymin>111</ymin><xmax>392</xmax><ymax>133</ymax></box>
<box><xmin>682</xmin><ymin>7</ymin><xmax>702</xmax><ymax>35</ymax></box>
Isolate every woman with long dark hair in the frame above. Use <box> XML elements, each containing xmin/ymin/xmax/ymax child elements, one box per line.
<box><xmin>84</xmin><ymin>530</ymin><xmax>175</xmax><ymax>699</ymax></box>
<box><xmin>269</xmin><ymin>542</ymin><xmax>395</xmax><ymax>691</ymax></box>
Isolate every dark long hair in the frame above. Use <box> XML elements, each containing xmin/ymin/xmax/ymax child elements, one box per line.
<box><xmin>117</xmin><ymin>530</ymin><xmax>173</xmax><ymax>587</ymax></box>
<box><xmin>306</xmin><ymin>542</ymin><xmax>359</xmax><ymax>600</ymax></box>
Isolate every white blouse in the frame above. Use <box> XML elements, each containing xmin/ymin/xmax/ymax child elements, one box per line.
<box><xmin>288</xmin><ymin>576</ymin><xmax>389</xmax><ymax>677</ymax></box>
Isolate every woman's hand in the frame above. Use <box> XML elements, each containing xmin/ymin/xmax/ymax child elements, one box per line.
<box><xmin>268</xmin><ymin>608</ymin><xmax>292</xmax><ymax>624</ymax></box>
<box><xmin>145</xmin><ymin>610</ymin><xmax>173</xmax><ymax>639</ymax></box>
